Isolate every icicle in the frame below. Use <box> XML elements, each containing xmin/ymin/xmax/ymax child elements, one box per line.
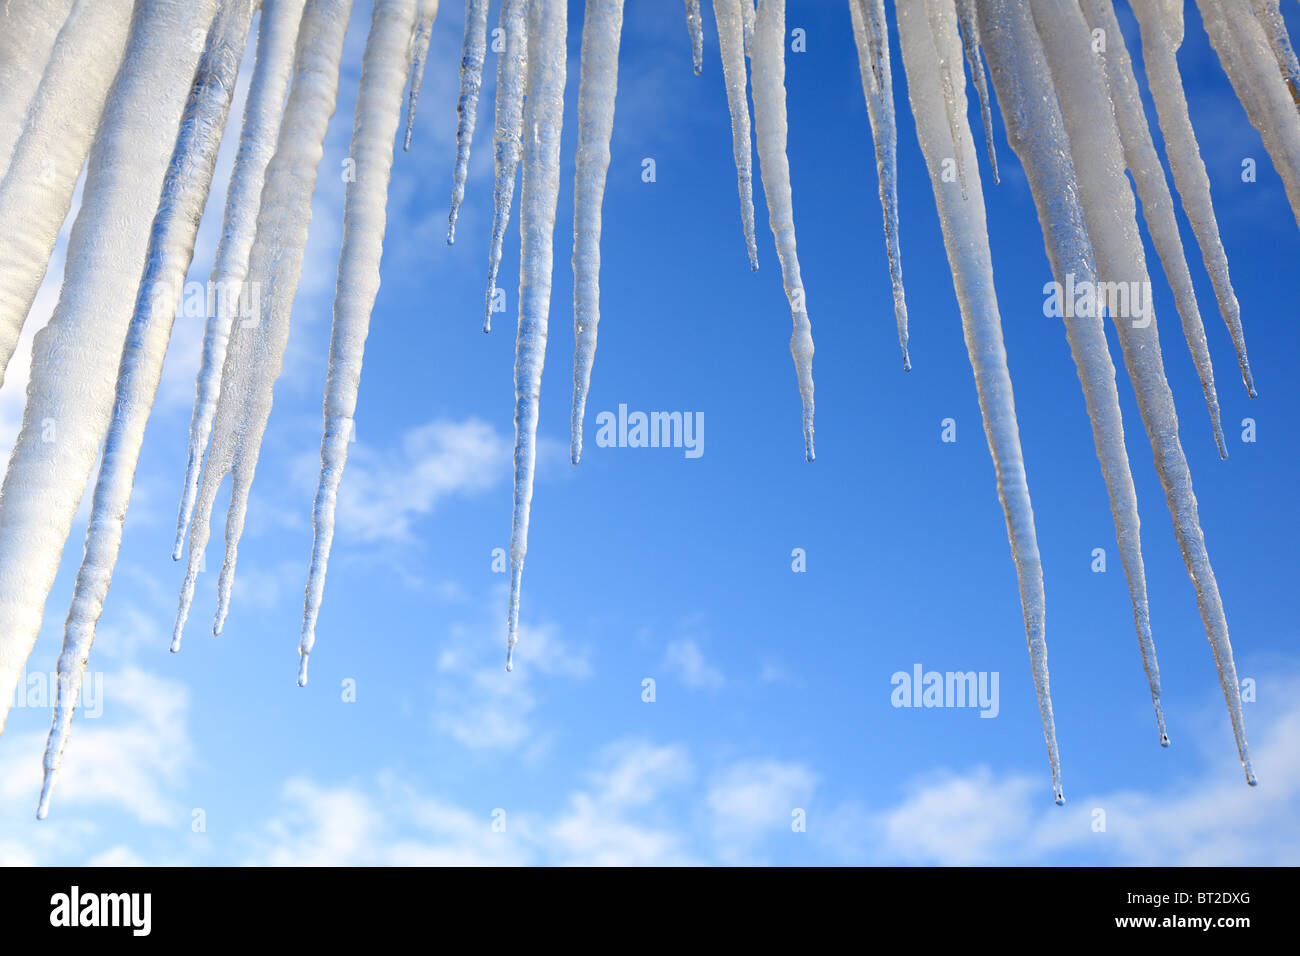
<box><xmin>37</xmin><ymin>0</ymin><xmax>256</xmax><ymax>819</ymax></box>
<box><xmin>981</xmin><ymin>0</ymin><xmax>1168</xmax><ymax>747</ymax></box>
<box><xmin>896</xmin><ymin>0</ymin><xmax>1063</xmax><ymax>804</ymax></box>
<box><xmin>174</xmin><ymin>0</ymin><xmax>355</xmax><ymax>652</ymax></box>
<box><xmin>849</xmin><ymin>0</ymin><xmax>910</xmax><ymax>371</ymax></box>
<box><xmin>1132</xmin><ymin>2</ymin><xmax>1255</xmax><ymax>399</ymax></box>
<box><xmin>482</xmin><ymin>0</ymin><xmax>528</xmax><ymax>333</ymax></box>
<box><xmin>1031</xmin><ymin>0</ymin><xmax>1255</xmax><ymax>786</ymax></box>
<box><xmin>1082</xmin><ymin>0</ymin><xmax>1228</xmax><ymax>458</ymax></box>
<box><xmin>925</xmin><ymin>0</ymin><xmax>967</xmax><ymax>200</ymax></box>
<box><xmin>300</xmin><ymin>0</ymin><xmax>420</xmax><ymax>687</ymax></box>
<box><xmin>447</xmin><ymin>0</ymin><xmax>488</xmax><ymax>243</ymax></box>
<box><xmin>954</xmin><ymin>0</ymin><xmax>1000</xmax><ymax>185</ymax></box>
<box><xmin>402</xmin><ymin>0</ymin><xmax>439</xmax><ymax>151</ymax></box>
<box><xmin>714</xmin><ymin>0</ymin><xmax>759</xmax><ymax>272</ymax></box>
<box><xmin>0</xmin><ymin>0</ymin><xmax>220</xmax><ymax>737</ymax></box>
<box><xmin>751</xmin><ymin>0</ymin><xmax>815</xmax><ymax>461</ymax></box>
<box><xmin>1249</xmin><ymin>0</ymin><xmax>1300</xmax><ymax>104</ymax></box>
<box><xmin>1196</xmin><ymin>0</ymin><xmax>1300</xmax><ymax>228</ymax></box>
<box><xmin>505</xmin><ymin>0</ymin><xmax>567</xmax><ymax>672</ymax></box>
<box><xmin>175</xmin><ymin>0</ymin><xmax>308</xmax><ymax>561</ymax></box>
<box><xmin>0</xmin><ymin>0</ymin><xmax>74</xmax><ymax>182</ymax></box>
<box><xmin>742</xmin><ymin>0</ymin><xmax>756</xmax><ymax>58</ymax></box>
<box><xmin>0</xmin><ymin>0</ymin><xmax>134</xmax><ymax>388</ymax></box>
<box><xmin>686</xmin><ymin>0</ymin><xmax>704</xmax><ymax>74</ymax></box>
<box><xmin>569</xmin><ymin>0</ymin><xmax>624</xmax><ymax>466</ymax></box>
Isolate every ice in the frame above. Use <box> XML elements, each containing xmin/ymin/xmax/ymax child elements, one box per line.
<box><xmin>569</xmin><ymin>0</ymin><xmax>625</xmax><ymax>466</ymax></box>
<box><xmin>446</xmin><ymin>0</ymin><xmax>487</xmax><ymax>243</ymax></box>
<box><xmin>714</xmin><ymin>0</ymin><xmax>760</xmax><ymax>272</ymax></box>
<box><xmin>482</xmin><ymin>0</ymin><xmax>528</xmax><ymax>333</ymax></box>
<box><xmin>897</xmin><ymin>0</ymin><xmax>1063</xmax><ymax>803</ymax></box>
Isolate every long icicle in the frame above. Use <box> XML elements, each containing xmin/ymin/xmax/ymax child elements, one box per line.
<box><xmin>1196</xmin><ymin>0</ymin><xmax>1300</xmax><ymax>227</ymax></box>
<box><xmin>925</xmin><ymin>0</ymin><xmax>967</xmax><ymax>200</ymax></box>
<box><xmin>38</xmin><ymin>0</ymin><xmax>257</xmax><ymax>819</ymax></box>
<box><xmin>1131</xmin><ymin>1</ymin><xmax>1255</xmax><ymax>398</ymax></box>
<box><xmin>447</xmin><ymin>0</ymin><xmax>488</xmax><ymax>243</ymax></box>
<box><xmin>954</xmin><ymin>0</ymin><xmax>999</xmax><ymax>184</ymax></box>
<box><xmin>174</xmin><ymin>0</ymin><xmax>355</xmax><ymax>652</ymax></box>
<box><xmin>1032</xmin><ymin>0</ymin><xmax>1254</xmax><ymax>786</ymax></box>
<box><xmin>0</xmin><ymin>0</ymin><xmax>134</xmax><ymax>388</ymax></box>
<box><xmin>0</xmin><ymin>0</ymin><xmax>74</xmax><ymax>182</ymax></box>
<box><xmin>482</xmin><ymin>0</ymin><xmax>528</xmax><ymax>333</ymax></box>
<box><xmin>849</xmin><ymin>0</ymin><xmax>910</xmax><ymax>370</ymax></box>
<box><xmin>175</xmin><ymin>0</ymin><xmax>309</xmax><ymax>561</ymax></box>
<box><xmin>981</xmin><ymin>0</ymin><xmax>1168</xmax><ymax>747</ymax></box>
<box><xmin>569</xmin><ymin>0</ymin><xmax>625</xmax><ymax>466</ymax></box>
<box><xmin>714</xmin><ymin>0</ymin><xmax>760</xmax><ymax>272</ymax></box>
<box><xmin>896</xmin><ymin>0</ymin><xmax>1063</xmax><ymax>804</ymax></box>
<box><xmin>505</xmin><ymin>0</ymin><xmax>567</xmax><ymax>671</ymax></box>
<box><xmin>686</xmin><ymin>0</ymin><xmax>704</xmax><ymax>74</ymax></box>
<box><xmin>752</xmin><ymin>0</ymin><xmax>815</xmax><ymax>461</ymax></box>
<box><xmin>0</xmin><ymin>0</ymin><xmax>219</xmax><ymax>737</ymax></box>
<box><xmin>402</xmin><ymin>0</ymin><xmax>439</xmax><ymax>151</ymax></box>
<box><xmin>1082</xmin><ymin>0</ymin><xmax>1228</xmax><ymax>458</ymax></box>
<box><xmin>300</xmin><ymin>0</ymin><xmax>421</xmax><ymax>686</ymax></box>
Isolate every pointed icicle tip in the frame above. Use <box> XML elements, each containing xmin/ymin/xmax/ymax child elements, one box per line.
<box><xmin>297</xmin><ymin>652</ymin><xmax>309</xmax><ymax>687</ymax></box>
<box><xmin>1054</xmin><ymin>791</ymin><xmax>1066</xmax><ymax>806</ymax></box>
<box><xmin>36</xmin><ymin>774</ymin><xmax>54</xmax><ymax>820</ymax></box>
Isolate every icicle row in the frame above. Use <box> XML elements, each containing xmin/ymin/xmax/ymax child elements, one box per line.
<box><xmin>714</xmin><ymin>0</ymin><xmax>759</xmax><ymax>272</ymax></box>
<box><xmin>0</xmin><ymin>0</ymin><xmax>219</xmax><ymax>737</ymax></box>
<box><xmin>447</xmin><ymin>0</ymin><xmax>488</xmax><ymax>243</ymax></box>
<box><xmin>1082</xmin><ymin>0</ymin><xmax>1228</xmax><ymax>458</ymax></box>
<box><xmin>300</xmin><ymin>0</ymin><xmax>422</xmax><ymax>686</ymax></box>
<box><xmin>981</xmin><ymin>0</ymin><xmax>1168</xmax><ymax>747</ymax></box>
<box><xmin>1032</xmin><ymin>0</ymin><xmax>1254</xmax><ymax>786</ymax></box>
<box><xmin>0</xmin><ymin>0</ymin><xmax>134</xmax><ymax>388</ymax></box>
<box><xmin>482</xmin><ymin>0</ymin><xmax>528</xmax><ymax>333</ymax></box>
<box><xmin>752</xmin><ymin>0</ymin><xmax>815</xmax><ymax>461</ymax></box>
<box><xmin>570</xmin><ymin>0</ymin><xmax>625</xmax><ymax>466</ymax></box>
<box><xmin>897</xmin><ymin>0</ymin><xmax>1063</xmax><ymax>803</ymax></box>
<box><xmin>174</xmin><ymin>0</ymin><xmax>355</xmax><ymax>652</ymax></box>
<box><xmin>848</xmin><ymin>0</ymin><xmax>910</xmax><ymax>370</ymax></box>
<box><xmin>1132</xmin><ymin>1</ymin><xmax>1255</xmax><ymax>399</ymax></box>
<box><xmin>176</xmin><ymin>0</ymin><xmax>309</xmax><ymax>561</ymax></box>
<box><xmin>506</xmin><ymin>0</ymin><xmax>567</xmax><ymax>671</ymax></box>
<box><xmin>38</xmin><ymin>0</ymin><xmax>257</xmax><ymax>819</ymax></box>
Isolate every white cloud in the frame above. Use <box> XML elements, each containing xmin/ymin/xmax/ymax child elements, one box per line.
<box><xmin>663</xmin><ymin>638</ymin><xmax>724</xmax><ymax>691</ymax></box>
<box><xmin>707</xmin><ymin>759</ymin><xmax>817</xmax><ymax>860</ymax></box>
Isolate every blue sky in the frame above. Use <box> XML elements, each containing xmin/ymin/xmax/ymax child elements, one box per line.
<box><xmin>1</xmin><ymin>0</ymin><xmax>1298</xmax><ymax>865</ymax></box>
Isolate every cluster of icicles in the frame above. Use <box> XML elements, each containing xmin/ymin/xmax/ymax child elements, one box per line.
<box><xmin>0</xmin><ymin>0</ymin><xmax>1288</xmax><ymax>818</ymax></box>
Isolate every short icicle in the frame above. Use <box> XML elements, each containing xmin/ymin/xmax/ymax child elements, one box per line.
<box><xmin>686</xmin><ymin>0</ymin><xmax>704</xmax><ymax>74</ymax></box>
<box><xmin>752</xmin><ymin>0</ymin><xmax>815</xmax><ymax>460</ymax></box>
<box><xmin>506</xmin><ymin>0</ymin><xmax>567</xmax><ymax>671</ymax></box>
<box><xmin>447</xmin><ymin>0</ymin><xmax>488</xmax><ymax>243</ymax></box>
<box><xmin>896</xmin><ymin>0</ymin><xmax>1064</xmax><ymax>804</ymax></box>
<box><xmin>175</xmin><ymin>0</ymin><xmax>309</xmax><ymax>561</ymax></box>
<box><xmin>570</xmin><ymin>0</ymin><xmax>625</xmax><ymax>466</ymax></box>
<box><xmin>300</xmin><ymin>0</ymin><xmax>421</xmax><ymax>687</ymax></box>
<box><xmin>402</xmin><ymin>0</ymin><xmax>440</xmax><ymax>151</ymax></box>
<box><xmin>39</xmin><ymin>0</ymin><xmax>257</xmax><ymax>819</ymax></box>
<box><xmin>482</xmin><ymin>0</ymin><xmax>528</xmax><ymax>333</ymax></box>
<box><xmin>849</xmin><ymin>0</ymin><xmax>910</xmax><ymax>370</ymax></box>
<box><xmin>954</xmin><ymin>0</ymin><xmax>1000</xmax><ymax>184</ymax></box>
<box><xmin>1032</xmin><ymin>0</ymin><xmax>1255</xmax><ymax>786</ymax></box>
<box><xmin>714</xmin><ymin>0</ymin><xmax>759</xmax><ymax>271</ymax></box>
